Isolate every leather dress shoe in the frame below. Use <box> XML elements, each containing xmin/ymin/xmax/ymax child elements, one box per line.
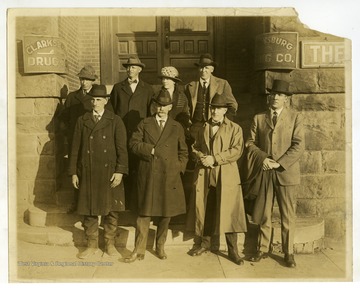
<box><xmin>124</xmin><ymin>252</ymin><xmax>145</xmax><ymax>263</ymax></box>
<box><xmin>284</xmin><ymin>254</ymin><xmax>296</xmax><ymax>268</ymax></box>
<box><xmin>189</xmin><ymin>247</ymin><xmax>209</xmax><ymax>256</ymax></box>
<box><xmin>156</xmin><ymin>249</ymin><xmax>167</xmax><ymax>260</ymax></box>
<box><xmin>77</xmin><ymin>247</ymin><xmax>99</xmax><ymax>259</ymax></box>
<box><xmin>228</xmin><ymin>253</ymin><xmax>244</xmax><ymax>266</ymax></box>
<box><xmin>105</xmin><ymin>244</ymin><xmax>118</xmax><ymax>257</ymax></box>
<box><xmin>249</xmin><ymin>251</ymin><xmax>268</xmax><ymax>262</ymax></box>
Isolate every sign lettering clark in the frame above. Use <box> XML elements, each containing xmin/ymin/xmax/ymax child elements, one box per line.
<box><xmin>23</xmin><ymin>35</ymin><xmax>68</xmax><ymax>74</ymax></box>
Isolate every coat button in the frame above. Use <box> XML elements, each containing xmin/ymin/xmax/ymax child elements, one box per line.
<box><xmin>103</xmin><ymin>136</ymin><xmax>106</xmax><ymax>139</ymax></box>
<box><xmin>105</xmin><ymin>164</ymin><xmax>108</xmax><ymax>167</ymax></box>
<box><xmin>104</xmin><ymin>149</ymin><xmax>107</xmax><ymax>153</ymax></box>
<box><xmin>87</xmin><ymin>150</ymin><xmax>90</xmax><ymax>154</ymax></box>
<box><xmin>90</xmin><ymin>136</ymin><xmax>93</xmax><ymax>139</ymax></box>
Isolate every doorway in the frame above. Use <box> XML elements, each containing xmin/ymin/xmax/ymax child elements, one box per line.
<box><xmin>100</xmin><ymin>16</ymin><xmax>214</xmax><ymax>85</ymax></box>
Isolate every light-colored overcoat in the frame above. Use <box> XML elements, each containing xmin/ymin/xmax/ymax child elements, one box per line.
<box><xmin>187</xmin><ymin>117</ymin><xmax>247</xmax><ymax>235</ymax></box>
<box><xmin>129</xmin><ymin>116</ymin><xmax>188</xmax><ymax>217</ymax></box>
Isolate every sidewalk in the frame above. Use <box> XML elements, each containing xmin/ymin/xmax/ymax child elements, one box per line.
<box><xmin>11</xmin><ymin>238</ymin><xmax>350</xmax><ymax>282</ymax></box>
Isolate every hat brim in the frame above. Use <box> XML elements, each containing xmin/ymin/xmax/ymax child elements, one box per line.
<box><xmin>77</xmin><ymin>74</ymin><xmax>97</xmax><ymax>81</ymax></box>
<box><xmin>194</xmin><ymin>62</ymin><xmax>217</xmax><ymax>68</ymax></box>
<box><xmin>122</xmin><ymin>63</ymin><xmax>146</xmax><ymax>69</ymax></box>
<box><xmin>209</xmin><ymin>103</ymin><xmax>231</xmax><ymax>108</ymax></box>
<box><xmin>153</xmin><ymin>99</ymin><xmax>174</xmax><ymax>106</ymax></box>
<box><xmin>158</xmin><ymin>75</ymin><xmax>182</xmax><ymax>82</ymax></box>
<box><xmin>88</xmin><ymin>93</ymin><xmax>110</xmax><ymax>98</ymax></box>
<box><xmin>266</xmin><ymin>88</ymin><xmax>292</xmax><ymax>96</ymax></box>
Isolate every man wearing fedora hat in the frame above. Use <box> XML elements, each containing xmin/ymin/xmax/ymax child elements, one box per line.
<box><xmin>245</xmin><ymin>79</ymin><xmax>304</xmax><ymax>268</ymax></box>
<box><xmin>185</xmin><ymin>53</ymin><xmax>238</xmax><ymax>141</ymax></box>
<box><xmin>60</xmin><ymin>65</ymin><xmax>112</xmax><ymax>213</ymax></box>
<box><xmin>124</xmin><ymin>89</ymin><xmax>188</xmax><ymax>262</ymax></box>
<box><xmin>110</xmin><ymin>56</ymin><xmax>154</xmax><ymax>211</ymax></box>
<box><xmin>151</xmin><ymin>66</ymin><xmax>190</xmax><ymax>131</ymax></box>
<box><xmin>69</xmin><ymin>84</ymin><xmax>128</xmax><ymax>259</ymax></box>
<box><xmin>186</xmin><ymin>93</ymin><xmax>247</xmax><ymax>266</ymax></box>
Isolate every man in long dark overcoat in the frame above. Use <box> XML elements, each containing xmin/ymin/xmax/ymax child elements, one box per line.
<box><xmin>124</xmin><ymin>89</ymin><xmax>188</xmax><ymax>262</ymax></box>
<box><xmin>69</xmin><ymin>84</ymin><xmax>128</xmax><ymax>259</ymax></box>
<box><xmin>186</xmin><ymin>93</ymin><xmax>247</xmax><ymax>266</ymax></box>
<box><xmin>110</xmin><ymin>56</ymin><xmax>154</xmax><ymax>210</ymax></box>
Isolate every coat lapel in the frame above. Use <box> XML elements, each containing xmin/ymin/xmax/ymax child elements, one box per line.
<box><xmin>120</xmin><ymin>80</ymin><xmax>133</xmax><ymax>96</ymax></box>
<box><xmin>265</xmin><ymin>110</ymin><xmax>274</xmax><ymax>129</ymax></box>
<box><xmin>143</xmin><ymin>117</ymin><xmax>161</xmax><ymax>143</ymax></box>
<box><xmin>209</xmin><ymin>75</ymin><xmax>219</xmax><ymax>100</ymax></box>
<box><xmin>189</xmin><ymin>81</ymin><xmax>199</xmax><ymax>117</ymax></box>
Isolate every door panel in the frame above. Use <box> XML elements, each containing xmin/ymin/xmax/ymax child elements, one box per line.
<box><xmin>100</xmin><ymin>16</ymin><xmax>213</xmax><ymax>85</ymax></box>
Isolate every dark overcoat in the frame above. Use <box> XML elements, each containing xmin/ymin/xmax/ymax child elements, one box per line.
<box><xmin>68</xmin><ymin>109</ymin><xmax>129</xmax><ymax>216</ymax></box>
<box><xmin>110</xmin><ymin>79</ymin><xmax>154</xmax><ymax>139</ymax></box>
<box><xmin>129</xmin><ymin>116</ymin><xmax>188</xmax><ymax>217</ymax></box>
<box><xmin>187</xmin><ymin>117</ymin><xmax>247</xmax><ymax>235</ymax></box>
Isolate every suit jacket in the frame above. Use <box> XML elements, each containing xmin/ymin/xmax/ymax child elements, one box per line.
<box><xmin>245</xmin><ymin>107</ymin><xmax>305</xmax><ymax>185</ymax></box>
<box><xmin>110</xmin><ymin>78</ymin><xmax>154</xmax><ymax>139</ymax></box>
<box><xmin>129</xmin><ymin>116</ymin><xmax>188</xmax><ymax>217</ymax></box>
<box><xmin>184</xmin><ymin>75</ymin><xmax>238</xmax><ymax>121</ymax></box>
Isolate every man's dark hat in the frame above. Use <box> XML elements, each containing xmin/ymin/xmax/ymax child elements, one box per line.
<box><xmin>77</xmin><ymin>65</ymin><xmax>98</xmax><ymax>81</ymax></box>
<box><xmin>194</xmin><ymin>53</ymin><xmax>217</xmax><ymax>68</ymax></box>
<box><xmin>122</xmin><ymin>56</ymin><xmax>146</xmax><ymax>68</ymax></box>
<box><xmin>209</xmin><ymin>93</ymin><xmax>231</xmax><ymax>108</ymax></box>
<box><xmin>266</xmin><ymin>79</ymin><xmax>292</xmax><ymax>96</ymax></box>
<box><xmin>88</xmin><ymin>84</ymin><xmax>109</xmax><ymax>98</ymax></box>
<box><xmin>153</xmin><ymin>89</ymin><xmax>174</xmax><ymax>106</ymax></box>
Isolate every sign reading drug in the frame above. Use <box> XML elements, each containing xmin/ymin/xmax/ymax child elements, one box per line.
<box><xmin>23</xmin><ymin>35</ymin><xmax>67</xmax><ymax>74</ymax></box>
<box><xmin>301</xmin><ymin>41</ymin><xmax>345</xmax><ymax>68</ymax></box>
<box><xmin>255</xmin><ymin>32</ymin><xmax>298</xmax><ymax>70</ymax></box>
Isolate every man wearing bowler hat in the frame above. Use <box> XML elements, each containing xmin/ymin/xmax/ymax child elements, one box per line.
<box><xmin>68</xmin><ymin>84</ymin><xmax>128</xmax><ymax>259</ymax></box>
<box><xmin>124</xmin><ymin>89</ymin><xmax>188</xmax><ymax>262</ymax></box>
<box><xmin>185</xmin><ymin>53</ymin><xmax>238</xmax><ymax>141</ymax></box>
<box><xmin>110</xmin><ymin>56</ymin><xmax>154</xmax><ymax>211</ymax></box>
<box><xmin>60</xmin><ymin>65</ymin><xmax>111</xmax><ymax>213</ymax></box>
<box><xmin>245</xmin><ymin>79</ymin><xmax>304</xmax><ymax>268</ymax></box>
<box><xmin>186</xmin><ymin>93</ymin><xmax>247</xmax><ymax>266</ymax></box>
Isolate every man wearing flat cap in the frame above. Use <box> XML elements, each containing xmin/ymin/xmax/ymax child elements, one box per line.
<box><xmin>245</xmin><ymin>79</ymin><xmax>304</xmax><ymax>268</ymax></box>
<box><xmin>186</xmin><ymin>93</ymin><xmax>247</xmax><ymax>266</ymax></box>
<box><xmin>60</xmin><ymin>65</ymin><xmax>111</xmax><ymax>213</ymax></box>
<box><xmin>110</xmin><ymin>56</ymin><xmax>154</xmax><ymax>210</ymax></box>
<box><xmin>185</xmin><ymin>53</ymin><xmax>238</xmax><ymax>141</ymax></box>
<box><xmin>68</xmin><ymin>84</ymin><xmax>128</xmax><ymax>259</ymax></box>
<box><xmin>124</xmin><ymin>89</ymin><xmax>188</xmax><ymax>263</ymax></box>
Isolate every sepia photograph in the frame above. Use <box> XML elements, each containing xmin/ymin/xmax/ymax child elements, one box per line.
<box><xmin>2</xmin><ymin>0</ymin><xmax>358</xmax><ymax>285</ymax></box>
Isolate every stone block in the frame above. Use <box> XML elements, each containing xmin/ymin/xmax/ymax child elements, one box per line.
<box><xmin>316</xmin><ymin>175</ymin><xmax>346</xmax><ymax>198</ymax></box>
<box><xmin>16</xmin><ymin>98</ymin><xmax>34</xmax><ymax>115</ymax></box>
<box><xmin>16</xmin><ymin>134</ymin><xmax>38</xmax><ymax>155</ymax></box>
<box><xmin>290</xmin><ymin>69</ymin><xmax>345</xmax><ymax>93</ymax></box>
<box><xmin>16</xmin><ymin>74</ymin><xmax>68</xmax><ymax>98</ymax></box>
<box><xmin>322</xmin><ymin>151</ymin><xmax>346</xmax><ymax>173</ymax></box>
<box><xmin>305</xmin><ymin>128</ymin><xmax>345</xmax><ymax>151</ymax></box>
<box><xmin>296</xmin><ymin>199</ymin><xmax>317</xmax><ymax>217</ymax></box>
<box><xmin>292</xmin><ymin>94</ymin><xmax>346</xmax><ymax>112</ymax></box>
<box><xmin>324</xmin><ymin>215</ymin><xmax>346</xmax><ymax>239</ymax></box>
<box><xmin>29</xmin><ymin>180</ymin><xmax>57</xmax><ymax>205</ymax></box>
<box><xmin>16</xmin><ymin>116</ymin><xmax>54</xmax><ymax>134</ymax></box>
<box><xmin>34</xmin><ymin>98</ymin><xmax>60</xmax><ymax>115</ymax></box>
<box><xmin>317</xmin><ymin>198</ymin><xmax>346</xmax><ymax>216</ymax></box>
<box><xmin>298</xmin><ymin>176</ymin><xmax>319</xmax><ymax>199</ymax></box>
<box><xmin>303</xmin><ymin>111</ymin><xmax>343</xmax><ymax>129</ymax></box>
<box><xmin>17</xmin><ymin>156</ymin><xmax>40</xmax><ymax>180</ymax></box>
<box><xmin>300</xmin><ymin>151</ymin><xmax>322</xmax><ymax>174</ymax></box>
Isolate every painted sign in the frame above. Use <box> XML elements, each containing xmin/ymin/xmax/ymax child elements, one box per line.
<box><xmin>301</xmin><ymin>41</ymin><xmax>345</xmax><ymax>68</ymax></box>
<box><xmin>254</xmin><ymin>32</ymin><xmax>298</xmax><ymax>70</ymax></box>
<box><xmin>23</xmin><ymin>35</ymin><xmax>67</xmax><ymax>74</ymax></box>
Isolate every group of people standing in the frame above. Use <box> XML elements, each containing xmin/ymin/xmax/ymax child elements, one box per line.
<box><xmin>60</xmin><ymin>53</ymin><xmax>304</xmax><ymax>269</ymax></box>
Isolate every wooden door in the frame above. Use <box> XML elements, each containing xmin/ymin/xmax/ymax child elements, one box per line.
<box><xmin>100</xmin><ymin>16</ymin><xmax>213</xmax><ymax>86</ymax></box>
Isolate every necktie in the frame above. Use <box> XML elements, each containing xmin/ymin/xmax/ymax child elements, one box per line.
<box><xmin>210</xmin><ymin>120</ymin><xmax>220</xmax><ymax>127</ymax></box>
<box><xmin>272</xmin><ymin>111</ymin><xmax>278</xmax><ymax>126</ymax></box>
<box><xmin>159</xmin><ymin>120</ymin><xmax>165</xmax><ymax>131</ymax></box>
<box><xmin>94</xmin><ymin>114</ymin><xmax>100</xmax><ymax>123</ymax></box>
<box><xmin>129</xmin><ymin>79</ymin><xmax>138</xmax><ymax>84</ymax></box>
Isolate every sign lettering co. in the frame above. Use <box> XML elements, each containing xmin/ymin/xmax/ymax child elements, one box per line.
<box><xmin>301</xmin><ymin>41</ymin><xmax>345</xmax><ymax>68</ymax></box>
<box><xmin>255</xmin><ymin>32</ymin><xmax>298</xmax><ymax>70</ymax></box>
<box><xmin>23</xmin><ymin>35</ymin><xmax>67</xmax><ymax>74</ymax></box>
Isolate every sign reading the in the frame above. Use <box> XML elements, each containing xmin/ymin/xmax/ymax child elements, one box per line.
<box><xmin>23</xmin><ymin>35</ymin><xmax>67</xmax><ymax>74</ymax></box>
<box><xmin>301</xmin><ymin>41</ymin><xmax>345</xmax><ymax>68</ymax></box>
<box><xmin>254</xmin><ymin>32</ymin><xmax>298</xmax><ymax>70</ymax></box>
